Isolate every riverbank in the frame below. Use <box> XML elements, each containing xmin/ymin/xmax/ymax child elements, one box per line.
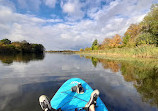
<box><xmin>76</xmin><ymin>45</ymin><xmax>158</xmax><ymax>59</ymax></box>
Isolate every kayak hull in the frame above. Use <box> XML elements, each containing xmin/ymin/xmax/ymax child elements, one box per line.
<box><xmin>50</xmin><ymin>78</ymin><xmax>108</xmax><ymax>111</ymax></box>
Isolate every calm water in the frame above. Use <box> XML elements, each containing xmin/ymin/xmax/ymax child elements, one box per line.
<box><xmin>0</xmin><ymin>53</ymin><xmax>157</xmax><ymax>111</ymax></box>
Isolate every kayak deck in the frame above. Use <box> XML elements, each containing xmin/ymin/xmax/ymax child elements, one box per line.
<box><xmin>50</xmin><ymin>78</ymin><xmax>108</xmax><ymax>111</ymax></box>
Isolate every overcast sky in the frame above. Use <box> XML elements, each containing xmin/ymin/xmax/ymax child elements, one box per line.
<box><xmin>0</xmin><ymin>0</ymin><xmax>157</xmax><ymax>50</ymax></box>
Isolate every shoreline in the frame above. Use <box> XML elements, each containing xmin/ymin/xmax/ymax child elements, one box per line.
<box><xmin>75</xmin><ymin>53</ymin><xmax>158</xmax><ymax>69</ymax></box>
<box><xmin>76</xmin><ymin>52</ymin><xmax>158</xmax><ymax>61</ymax></box>
<box><xmin>76</xmin><ymin>45</ymin><xmax>158</xmax><ymax>59</ymax></box>
<box><xmin>76</xmin><ymin>52</ymin><xmax>158</xmax><ymax>59</ymax></box>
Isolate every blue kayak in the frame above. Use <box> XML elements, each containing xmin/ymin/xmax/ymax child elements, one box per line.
<box><xmin>50</xmin><ymin>78</ymin><xmax>108</xmax><ymax>111</ymax></box>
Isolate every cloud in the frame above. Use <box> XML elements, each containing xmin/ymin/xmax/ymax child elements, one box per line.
<box><xmin>0</xmin><ymin>0</ymin><xmax>16</xmax><ymax>11</ymax></box>
<box><xmin>85</xmin><ymin>0</ymin><xmax>154</xmax><ymax>39</ymax></box>
<box><xmin>61</xmin><ymin>0</ymin><xmax>85</xmax><ymax>21</ymax></box>
<box><xmin>44</xmin><ymin>0</ymin><xmax>57</xmax><ymax>8</ymax></box>
<box><xmin>0</xmin><ymin>5</ymin><xmax>89</xmax><ymax>50</ymax></box>
<box><xmin>16</xmin><ymin>0</ymin><xmax>42</xmax><ymax>11</ymax></box>
<box><xmin>63</xmin><ymin>2</ymin><xmax>75</xmax><ymax>13</ymax></box>
<box><xmin>0</xmin><ymin>0</ymin><xmax>157</xmax><ymax>50</ymax></box>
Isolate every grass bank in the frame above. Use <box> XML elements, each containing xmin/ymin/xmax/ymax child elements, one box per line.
<box><xmin>76</xmin><ymin>45</ymin><xmax>158</xmax><ymax>59</ymax></box>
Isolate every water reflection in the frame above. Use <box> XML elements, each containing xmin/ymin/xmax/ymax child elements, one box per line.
<box><xmin>0</xmin><ymin>76</ymin><xmax>67</xmax><ymax>111</ymax></box>
<box><xmin>99</xmin><ymin>59</ymin><xmax>120</xmax><ymax>72</ymax></box>
<box><xmin>88</xmin><ymin>56</ymin><xmax>158</xmax><ymax>107</ymax></box>
<box><xmin>0</xmin><ymin>53</ymin><xmax>158</xmax><ymax>111</ymax></box>
<box><xmin>0</xmin><ymin>53</ymin><xmax>45</xmax><ymax>64</ymax></box>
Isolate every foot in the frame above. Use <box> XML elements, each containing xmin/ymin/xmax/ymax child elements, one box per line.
<box><xmin>89</xmin><ymin>104</ymin><xmax>95</xmax><ymax>111</ymax></box>
<box><xmin>77</xmin><ymin>83</ymin><xmax>84</xmax><ymax>94</ymax></box>
<box><xmin>85</xmin><ymin>89</ymin><xmax>99</xmax><ymax>108</ymax></box>
<box><xmin>39</xmin><ymin>95</ymin><xmax>51</xmax><ymax>111</ymax></box>
<box><xmin>71</xmin><ymin>83</ymin><xmax>84</xmax><ymax>94</ymax></box>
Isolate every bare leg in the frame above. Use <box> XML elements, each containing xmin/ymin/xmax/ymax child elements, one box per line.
<box><xmin>89</xmin><ymin>104</ymin><xmax>95</xmax><ymax>111</ymax></box>
<box><xmin>85</xmin><ymin>90</ymin><xmax>99</xmax><ymax>111</ymax></box>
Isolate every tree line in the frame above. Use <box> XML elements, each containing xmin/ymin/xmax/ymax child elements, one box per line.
<box><xmin>80</xmin><ymin>4</ymin><xmax>158</xmax><ymax>51</ymax></box>
<box><xmin>0</xmin><ymin>39</ymin><xmax>45</xmax><ymax>54</ymax></box>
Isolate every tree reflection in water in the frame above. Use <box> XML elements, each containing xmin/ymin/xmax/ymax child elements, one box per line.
<box><xmin>0</xmin><ymin>53</ymin><xmax>45</xmax><ymax>64</ymax></box>
<box><xmin>87</xmin><ymin>56</ymin><xmax>158</xmax><ymax>107</ymax></box>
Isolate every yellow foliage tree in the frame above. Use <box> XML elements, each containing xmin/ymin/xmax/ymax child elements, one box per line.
<box><xmin>100</xmin><ymin>38</ymin><xmax>111</xmax><ymax>49</ymax></box>
<box><xmin>109</xmin><ymin>34</ymin><xmax>122</xmax><ymax>48</ymax></box>
<box><xmin>123</xmin><ymin>24</ymin><xmax>141</xmax><ymax>47</ymax></box>
<box><xmin>124</xmin><ymin>24</ymin><xmax>141</xmax><ymax>40</ymax></box>
<box><xmin>80</xmin><ymin>48</ymin><xmax>84</xmax><ymax>51</ymax></box>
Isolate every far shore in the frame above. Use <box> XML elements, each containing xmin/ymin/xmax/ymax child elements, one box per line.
<box><xmin>45</xmin><ymin>50</ymin><xmax>78</xmax><ymax>54</ymax></box>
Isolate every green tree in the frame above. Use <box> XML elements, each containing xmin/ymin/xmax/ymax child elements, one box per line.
<box><xmin>85</xmin><ymin>47</ymin><xmax>91</xmax><ymax>51</ymax></box>
<box><xmin>136</xmin><ymin>32</ymin><xmax>157</xmax><ymax>45</ymax></box>
<box><xmin>122</xmin><ymin>35</ymin><xmax>130</xmax><ymax>46</ymax></box>
<box><xmin>0</xmin><ymin>38</ymin><xmax>45</xmax><ymax>54</ymax></box>
<box><xmin>21</xmin><ymin>42</ymin><xmax>31</xmax><ymax>53</ymax></box>
<box><xmin>31</xmin><ymin>44</ymin><xmax>45</xmax><ymax>53</ymax></box>
<box><xmin>91</xmin><ymin>39</ymin><xmax>99</xmax><ymax>50</ymax></box>
<box><xmin>0</xmin><ymin>39</ymin><xmax>11</xmax><ymax>45</ymax></box>
<box><xmin>140</xmin><ymin>4</ymin><xmax>158</xmax><ymax>45</ymax></box>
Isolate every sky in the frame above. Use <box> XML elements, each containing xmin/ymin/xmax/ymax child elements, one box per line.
<box><xmin>0</xmin><ymin>0</ymin><xmax>157</xmax><ymax>50</ymax></box>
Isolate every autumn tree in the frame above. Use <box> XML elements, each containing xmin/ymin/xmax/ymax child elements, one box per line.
<box><xmin>108</xmin><ymin>34</ymin><xmax>122</xmax><ymax>48</ymax></box>
<box><xmin>123</xmin><ymin>24</ymin><xmax>141</xmax><ymax>47</ymax></box>
<box><xmin>100</xmin><ymin>38</ymin><xmax>111</xmax><ymax>49</ymax></box>
<box><xmin>80</xmin><ymin>48</ymin><xmax>84</xmax><ymax>51</ymax></box>
<box><xmin>124</xmin><ymin>24</ymin><xmax>141</xmax><ymax>40</ymax></box>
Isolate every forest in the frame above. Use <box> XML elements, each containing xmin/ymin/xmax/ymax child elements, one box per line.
<box><xmin>0</xmin><ymin>39</ymin><xmax>45</xmax><ymax>54</ymax></box>
<box><xmin>80</xmin><ymin>4</ymin><xmax>158</xmax><ymax>58</ymax></box>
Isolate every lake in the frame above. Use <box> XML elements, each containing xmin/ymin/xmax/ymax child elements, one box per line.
<box><xmin>0</xmin><ymin>53</ymin><xmax>157</xmax><ymax>111</ymax></box>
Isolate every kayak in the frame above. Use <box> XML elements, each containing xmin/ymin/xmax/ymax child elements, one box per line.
<box><xmin>50</xmin><ymin>78</ymin><xmax>108</xmax><ymax>111</ymax></box>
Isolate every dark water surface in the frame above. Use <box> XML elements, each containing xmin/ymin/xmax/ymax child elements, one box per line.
<box><xmin>0</xmin><ymin>53</ymin><xmax>157</xmax><ymax>111</ymax></box>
